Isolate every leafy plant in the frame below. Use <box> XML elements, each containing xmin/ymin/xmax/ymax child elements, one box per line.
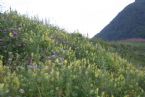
<box><xmin>0</xmin><ymin>10</ymin><xmax>144</xmax><ymax>97</ymax></box>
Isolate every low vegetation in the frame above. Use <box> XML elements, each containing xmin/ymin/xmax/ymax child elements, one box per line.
<box><xmin>94</xmin><ymin>39</ymin><xmax>145</xmax><ymax>67</ymax></box>
<box><xmin>0</xmin><ymin>11</ymin><xmax>145</xmax><ymax>97</ymax></box>
<box><xmin>109</xmin><ymin>41</ymin><xmax>145</xmax><ymax>67</ymax></box>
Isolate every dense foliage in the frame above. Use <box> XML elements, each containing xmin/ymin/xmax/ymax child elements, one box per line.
<box><xmin>109</xmin><ymin>42</ymin><xmax>145</xmax><ymax>67</ymax></box>
<box><xmin>92</xmin><ymin>39</ymin><xmax>145</xmax><ymax>67</ymax></box>
<box><xmin>93</xmin><ymin>0</ymin><xmax>145</xmax><ymax>41</ymax></box>
<box><xmin>0</xmin><ymin>11</ymin><xmax>145</xmax><ymax>97</ymax></box>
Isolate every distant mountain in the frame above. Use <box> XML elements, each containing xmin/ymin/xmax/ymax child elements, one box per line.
<box><xmin>93</xmin><ymin>0</ymin><xmax>145</xmax><ymax>41</ymax></box>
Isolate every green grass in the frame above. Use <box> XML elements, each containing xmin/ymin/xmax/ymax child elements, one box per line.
<box><xmin>0</xmin><ymin>11</ymin><xmax>145</xmax><ymax>97</ymax></box>
<box><xmin>92</xmin><ymin>39</ymin><xmax>145</xmax><ymax>67</ymax></box>
<box><xmin>108</xmin><ymin>41</ymin><xmax>145</xmax><ymax>67</ymax></box>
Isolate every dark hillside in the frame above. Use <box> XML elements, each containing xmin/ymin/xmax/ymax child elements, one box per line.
<box><xmin>94</xmin><ymin>0</ymin><xmax>145</xmax><ymax>40</ymax></box>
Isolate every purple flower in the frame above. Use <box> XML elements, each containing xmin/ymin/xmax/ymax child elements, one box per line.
<box><xmin>13</xmin><ymin>31</ymin><xmax>18</xmax><ymax>37</ymax></box>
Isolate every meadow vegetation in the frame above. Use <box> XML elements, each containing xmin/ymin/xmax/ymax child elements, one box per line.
<box><xmin>0</xmin><ymin>11</ymin><xmax>145</xmax><ymax>97</ymax></box>
<box><xmin>94</xmin><ymin>40</ymin><xmax>145</xmax><ymax>67</ymax></box>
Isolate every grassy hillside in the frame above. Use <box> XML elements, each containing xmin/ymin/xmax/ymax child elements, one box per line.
<box><xmin>93</xmin><ymin>39</ymin><xmax>145</xmax><ymax>67</ymax></box>
<box><xmin>109</xmin><ymin>41</ymin><xmax>145</xmax><ymax>67</ymax></box>
<box><xmin>0</xmin><ymin>11</ymin><xmax>145</xmax><ymax>97</ymax></box>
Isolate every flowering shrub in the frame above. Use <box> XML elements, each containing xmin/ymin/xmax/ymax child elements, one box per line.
<box><xmin>0</xmin><ymin>11</ymin><xmax>144</xmax><ymax>97</ymax></box>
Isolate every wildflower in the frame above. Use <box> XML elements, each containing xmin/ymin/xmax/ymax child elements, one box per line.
<box><xmin>19</xmin><ymin>88</ymin><xmax>25</xmax><ymax>94</ymax></box>
<box><xmin>9</xmin><ymin>31</ymin><xmax>18</xmax><ymax>38</ymax></box>
<box><xmin>9</xmin><ymin>32</ymin><xmax>13</xmax><ymax>37</ymax></box>
<box><xmin>13</xmin><ymin>31</ymin><xmax>18</xmax><ymax>37</ymax></box>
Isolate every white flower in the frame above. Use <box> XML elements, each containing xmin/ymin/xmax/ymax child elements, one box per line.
<box><xmin>19</xmin><ymin>89</ymin><xmax>25</xmax><ymax>94</ymax></box>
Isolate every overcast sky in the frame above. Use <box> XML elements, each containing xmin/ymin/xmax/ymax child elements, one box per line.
<box><xmin>2</xmin><ymin>0</ymin><xmax>135</xmax><ymax>38</ymax></box>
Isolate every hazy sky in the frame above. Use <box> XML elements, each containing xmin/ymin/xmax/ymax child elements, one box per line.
<box><xmin>2</xmin><ymin>0</ymin><xmax>135</xmax><ymax>38</ymax></box>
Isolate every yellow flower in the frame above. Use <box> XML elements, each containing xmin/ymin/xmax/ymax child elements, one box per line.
<box><xmin>9</xmin><ymin>32</ymin><xmax>13</xmax><ymax>37</ymax></box>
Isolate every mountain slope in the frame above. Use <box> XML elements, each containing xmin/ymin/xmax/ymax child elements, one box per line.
<box><xmin>93</xmin><ymin>0</ymin><xmax>145</xmax><ymax>41</ymax></box>
<box><xmin>0</xmin><ymin>11</ymin><xmax>145</xmax><ymax>97</ymax></box>
<box><xmin>110</xmin><ymin>41</ymin><xmax>145</xmax><ymax>67</ymax></box>
<box><xmin>94</xmin><ymin>39</ymin><xmax>145</xmax><ymax>67</ymax></box>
